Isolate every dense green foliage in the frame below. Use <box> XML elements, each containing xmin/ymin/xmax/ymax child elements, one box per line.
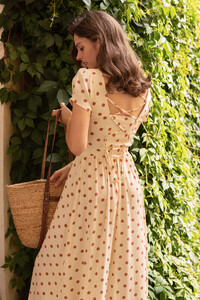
<box><xmin>0</xmin><ymin>0</ymin><xmax>199</xmax><ymax>299</ymax></box>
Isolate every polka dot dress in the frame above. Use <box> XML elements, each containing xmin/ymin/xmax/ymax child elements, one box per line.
<box><xmin>28</xmin><ymin>68</ymin><xmax>152</xmax><ymax>300</ymax></box>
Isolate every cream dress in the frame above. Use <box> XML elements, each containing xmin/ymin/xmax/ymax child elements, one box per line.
<box><xmin>28</xmin><ymin>68</ymin><xmax>152</xmax><ymax>300</ymax></box>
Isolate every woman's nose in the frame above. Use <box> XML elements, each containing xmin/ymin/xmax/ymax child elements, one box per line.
<box><xmin>76</xmin><ymin>51</ymin><xmax>82</xmax><ymax>61</ymax></box>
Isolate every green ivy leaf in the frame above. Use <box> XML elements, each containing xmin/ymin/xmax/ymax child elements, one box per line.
<box><xmin>60</xmin><ymin>50</ymin><xmax>72</xmax><ymax>63</ymax></box>
<box><xmin>31</xmin><ymin>128</ymin><xmax>43</xmax><ymax>145</ymax></box>
<box><xmin>46</xmin><ymin>52</ymin><xmax>57</xmax><ymax>61</ymax></box>
<box><xmin>7</xmin><ymin>144</ymin><xmax>20</xmax><ymax>155</ymax></box>
<box><xmin>139</xmin><ymin>148</ymin><xmax>148</xmax><ymax>162</ymax></box>
<box><xmin>0</xmin><ymin>87</ymin><xmax>8</xmax><ymax>103</ymax></box>
<box><xmin>1</xmin><ymin>263</ymin><xmax>9</xmax><ymax>269</ymax></box>
<box><xmin>162</xmin><ymin>0</ymin><xmax>170</xmax><ymax>7</ymax></box>
<box><xmin>11</xmin><ymin>277</ymin><xmax>17</xmax><ymax>288</ymax></box>
<box><xmin>162</xmin><ymin>6</ymin><xmax>170</xmax><ymax>16</ymax></box>
<box><xmin>10</xmin><ymin>49</ymin><xmax>18</xmax><ymax>61</ymax></box>
<box><xmin>144</xmin><ymin>23</ymin><xmax>153</xmax><ymax>35</ymax></box>
<box><xmin>82</xmin><ymin>0</ymin><xmax>91</xmax><ymax>9</ymax></box>
<box><xmin>28</xmin><ymin>95</ymin><xmax>42</xmax><ymax>112</ymax></box>
<box><xmin>57</xmin><ymin>89</ymin><xmax>68</xmax><ymax>104</ymax></box>
<box><xmin>1</xmin><ymin>70</ymin><xmax>10</xmax><ymax>83</ymax></box>
<box><xmin>26</xmin><ymin>112</ymin><xmax>36</xmax><ymax>118</ymax></box>
<box><xmin>66</xmin><ymin>85</ymin><xmax>72</xmax><ymax>96</ymax></box>
<box><xmin>36</xmin><ymin>53</ymin><xmax>47</xmax><ymax>67</ymax></box>
<box><xmin>17</xmin><ymin>46</ymin><xmax>26</xmax><ymax>53</ymax></box>
<box><xmin>15</xmin><ymin>277</ymin><xmax>25</xmax><ymax>291</ymax></box>
<box><xmin>33</xmin><ymin>63</ymin><xmax>43</xmax><ymax>74</ymax></box>
<box><xmin>170</xmin><ymin>5</ymin><xmax>176</xmax><ymax>19</ymax></box>
<box><xmin>28</xmin><ymin>98</ymin><xmax>37</xmax><ymax>113</ymax></box>
<box><xmin>20</xmin><ymin>53</ymin><xmax>29</xmax><ymax>63</ymax></box>
<box><xmin>38</xmin><ymin>19</ymin><xmax>51</xmax><ymax>30</ymax></box>
<box><xmin>27</xmin><ymin>65</ymin><xmax>35</xmax><ymax>77</ymax></box>
<box><xmin>54</xmin><ymin>34</ymin><xmax>63</xmax><ymax>48</ymax></box>
<box><xmin>45</xmin><ymin>33</ymin><xmax>54</xmax><ymax>48</ymax></box>
<box><xmin>58</xmin><ymin>67</ymin><xmax>69</xmax><ymax>83</ymax></box>
<box><xmin>46</xmin><ymin>153</ymin><xmax>60</xmax><ymax>163</ymax></box>
<box><xmin>13</xmin><ymin>109</ymin><xmax>23</xmax><ymax>117</ymax></box>
<box><xmin>56</xmin><ymin>57</ymin><xmax>62</xmax><ymax>68</ymax></box>
<box><xmin>18</xmin><ymin>90</ymin><xmax>29</xmax><ymax>100</ymax></box>
<box><xmin>33</xmin><ymin>148</ymin><xmax>43</xmax><ymax>159</ymax></box>
<box><xmin>25</xmin><ymin>118</ymin><xmax>34</xmax><ymax>127</ymax></box>
<box><xmin>26</xmin><ymin>0</ymin><xmax>35</xmax><ymax>4</ymax></box>
<box><xmin>19</xmin><ymin>62</ymin><xmax>28</xmax><ymax>72</ymax></box>
<box><xmin>10</xmin><ymin>136</ymin><xmax>21</xmax><ymax>145</ymax></box>
<box><xmin>37</xmin><ymin>80</ymin><xmax>58</xmax><ymax>92</ymax></box>
<box><xmin>18</xmin><ymin>256</ymin><xmax>26</xmax><ymax>268</ymax></box>
<box><xmin>18</xmin><ymin>119</ymin><xmax>25</xmax><ymax>131</ymax></box>
<box><xmin>21</xmin><ymin>127</ymin><xmax>32</xmax><ymax>138</ymax></box>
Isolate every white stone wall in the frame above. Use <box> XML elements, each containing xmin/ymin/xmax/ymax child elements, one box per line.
<box><xmin>0</xmin><ymin>4</ymin><xmax>19</xmax><ymax>300</ymax></box>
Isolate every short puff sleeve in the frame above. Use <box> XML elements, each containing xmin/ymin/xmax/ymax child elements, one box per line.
<box><xmin>69</xmin><ymin>68</ymin><xmax>92</xmax><ymax>113</ymax></box>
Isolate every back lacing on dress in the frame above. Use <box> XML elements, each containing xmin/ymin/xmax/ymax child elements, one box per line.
<box><xmin>104</xmin><ymin>88</ymin><xmax>149</xmax><ymax>141</ymax></box>
<box><xmin>106</xmin><ymin>92</ymin><xmax>148</xmax><ymax>121</ymax></box>
<box><xmin>102</xmin><ymin>89</ymin><xmax>149</xmax><ymax>185</ymax></box>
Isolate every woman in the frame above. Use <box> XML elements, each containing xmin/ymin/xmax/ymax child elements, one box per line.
<box><xmin>28</xmin><ymin>10</ymin><xmax>152</xmax><ymax>300</ymax></box>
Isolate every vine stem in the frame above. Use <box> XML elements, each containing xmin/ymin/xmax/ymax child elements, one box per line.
<box><xmin>4</xmin><ymin>29</ymin><xmax>11</xmax><ymax>62</ymax></box>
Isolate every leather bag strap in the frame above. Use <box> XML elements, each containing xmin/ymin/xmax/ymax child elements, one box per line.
<box><xmin>38</xmin><ymin>111</ymin><xmax>73</xmax><ymax>249</ymax></box>
<box><xmin>40</xmin><ymin>110</ymin><xmax>73</xmax><ymax>179</ymax></box>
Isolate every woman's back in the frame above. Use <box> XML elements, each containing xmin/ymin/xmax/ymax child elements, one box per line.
<box><xmin>103</xmin><ymin>75</ymin><xmax>149</xmax><ymax>119</ymax></box>
<box><xmin>70</xmin><ymin>68</ymin><xmax>151</xmax><ymax>155</ymax></box>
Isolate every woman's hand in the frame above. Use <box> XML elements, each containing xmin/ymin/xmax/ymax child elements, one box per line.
<box><xmin>52</xmin><ymin>102</ymin><xmax>72</xmax><ymax>126</ymax></box>
<box><xmin>50</xmin><ymin>161</ymin><xmax>73</xmax><ymax>187</ymax></box>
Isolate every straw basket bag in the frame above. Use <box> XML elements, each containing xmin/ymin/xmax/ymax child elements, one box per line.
<box><xmin>6</xmin><ymin>111</ymin><xmax>73</xmax><ymax>249</ymax></box>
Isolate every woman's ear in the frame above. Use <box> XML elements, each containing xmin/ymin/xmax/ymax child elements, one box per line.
<box><xmin>95</xmin><ymin>38</ymin><xmax>101</xmax><ymax>50</ymax></box>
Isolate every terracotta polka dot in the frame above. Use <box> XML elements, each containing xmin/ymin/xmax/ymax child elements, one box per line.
<box><xmin>28</xmin><ymin>68</ymin><xmax>151</xmax><ymax>300</ymax></box>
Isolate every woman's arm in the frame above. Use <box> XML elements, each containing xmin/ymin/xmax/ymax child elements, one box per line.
<box><xmin>52</xmin><ymin>102</ymin><xmax>90</xmax><ymax>156</ymax></box>
<box><xmin>65</xmin><ymin>102</ymin><xmax>90</xmax><ymax>156</ymax></box>
<box><xmin>50</xmin><ymin>161</ymin><xmax>73</xmax><ymax>187</ymax></box>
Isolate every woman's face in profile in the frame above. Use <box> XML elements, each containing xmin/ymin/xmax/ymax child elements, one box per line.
<box><xmin>74</xmin><ymin>34</ymin><xmax>100</xmax><ymax>69</ymax></box>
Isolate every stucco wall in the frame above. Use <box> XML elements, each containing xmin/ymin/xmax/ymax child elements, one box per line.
<box><xmin>0</xmin><ymin>102</ymin><xmax>18</xmax><ymax>300</ymax></box>
<box><xmin>0</xmin><ymin>4</ymin><xmax>19</xmax><ymax>300</ymax></box>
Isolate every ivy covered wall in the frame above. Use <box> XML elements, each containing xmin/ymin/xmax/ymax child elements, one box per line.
<box><xmin>0</xmin><ymin>0</ymin><xmax>199</xmax><ymax>299</ymax></box>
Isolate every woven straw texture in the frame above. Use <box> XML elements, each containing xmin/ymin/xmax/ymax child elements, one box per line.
<box><xmin>6</xmin><ymin>179</ymin><xmax>65</xmax><ymax>248</ymax></box>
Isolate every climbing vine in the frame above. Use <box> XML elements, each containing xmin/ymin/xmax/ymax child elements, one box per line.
<box><xmin>0</xmin><ymin>0</ymin><xmax>199</xmax><ymax>299</ymax></box>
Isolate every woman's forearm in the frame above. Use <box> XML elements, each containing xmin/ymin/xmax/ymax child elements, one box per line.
<box><xmin>64</xmin><ymin>115</ymin><xmax>72</xmax><ymax>148</ymax></box>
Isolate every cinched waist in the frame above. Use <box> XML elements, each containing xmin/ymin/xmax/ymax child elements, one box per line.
<box><xmin>77</xmin><ymin>146</ymin><xmax>131</xmax><ymax>186</ymax></box>
<box><xmin>85</xmin><ymin>146</ymin><xmax>129</xmax><ymax>158</ymax></box>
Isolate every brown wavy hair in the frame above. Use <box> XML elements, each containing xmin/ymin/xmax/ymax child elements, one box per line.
<box><xmin>68</xmin><ymin>10</ymin><xmax>151</xmax><ymax>97</ymax></box>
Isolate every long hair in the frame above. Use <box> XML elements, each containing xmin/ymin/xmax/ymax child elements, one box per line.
<box><xmin>68</xmin><ymin>10</ymin><xmax>151</xmax><ymax>97</ymax></box>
